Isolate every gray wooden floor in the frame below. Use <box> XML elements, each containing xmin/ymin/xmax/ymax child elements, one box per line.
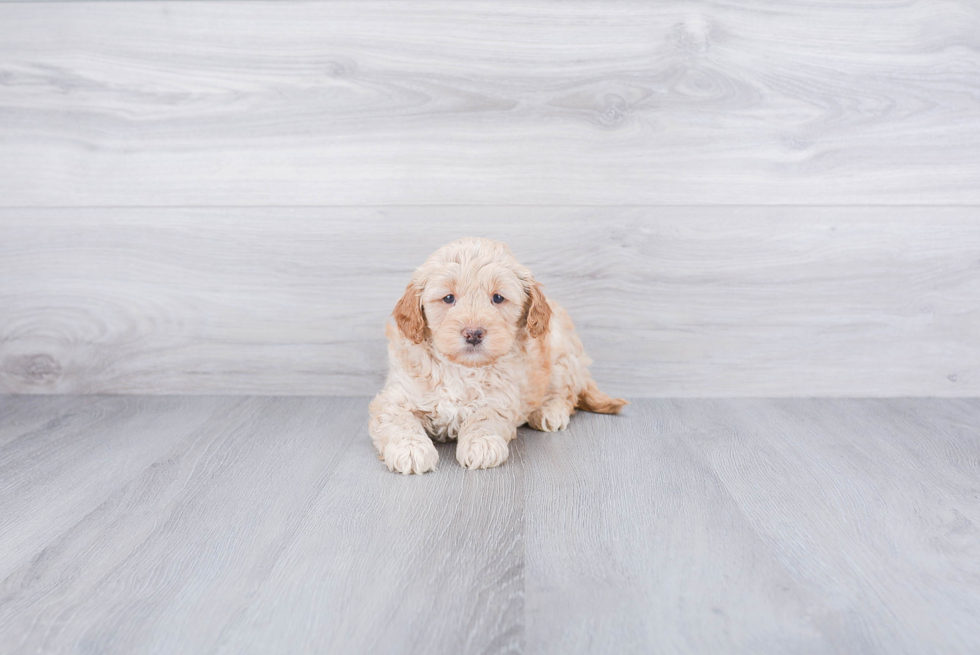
<box><xmin>1</xmin><ymin>397</ymin><xmax>978</xmax><ymax>654</ymax></box>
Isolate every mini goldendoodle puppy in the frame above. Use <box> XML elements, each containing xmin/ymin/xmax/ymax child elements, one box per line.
<box><xmin>369</xmin><ymin>237</ymin><xmax>626</xmax><ymax>474</ymax></box>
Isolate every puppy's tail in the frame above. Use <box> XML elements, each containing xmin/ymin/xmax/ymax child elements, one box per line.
<box><xmin>576</xmin><ymin>379</ymin><xmax>628</xmax><ymax>415</ymax></box>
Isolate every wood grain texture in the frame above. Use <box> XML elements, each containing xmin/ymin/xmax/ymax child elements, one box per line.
<box><xmin>0</xmin><ymin>396</ymin><xmax>235</xmax><ymax>582</ymax></box>
<box><xmin>2</xmin><ymin>206</ymin><xmax>978</xmax><ymax>396</ymax></box>
<box><xmin>0</xmin><ymin>396</ymin><xmax>523</xmax><ymax>655</ymax></box>
<box><xmin>1</xmin><ymin>1</ymin><xmax>978</xmax><ymax>206</ymax></box>
<box><xmin>679</xmin><ymin>399</ymin><xmax>980</xmax><ymax>653</ymax></box>
<box><xmin>523</xmin><ymin>398</ymin><xmax>980</xmax><ymax>655</ymax></box>
<box><xmin>210</xmin><ymin>416</ymin><xmax>524</xmax><ymax>655</ymax></box>
<box><xmin>2</xmin><ymin>397</ymin><xmax>979</xmax><ymax>653</ymax></box>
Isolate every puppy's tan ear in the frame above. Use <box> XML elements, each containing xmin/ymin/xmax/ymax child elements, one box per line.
<box><xmin>525</xmin><ymin>282</ymin><xmax>552</xmax><ymax>340</ymax></box>
<box><xmin>393</xmin><ymin>283</ymin><xmax>426</xmax><ymax>344</ymax></box>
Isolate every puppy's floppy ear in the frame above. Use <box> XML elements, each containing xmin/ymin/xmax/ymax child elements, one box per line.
<box><xmin>393</xmin><ymin>283</ymin><xmax>426</xmax><ymax>344</ymax></box>
<box><xmin>524</xmin><ymin>282</ymin><xmax>552</xmax><ymax>339</ymax></box>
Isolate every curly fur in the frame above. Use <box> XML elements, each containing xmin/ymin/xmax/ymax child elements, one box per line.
<box><xmin>369</xmin><ymin>238</ymin><xmax>627</xmax><ymax>474</ymax></box>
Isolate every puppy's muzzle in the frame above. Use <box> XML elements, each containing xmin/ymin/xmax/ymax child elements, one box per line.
<box><xmin>463</xmin><ymin>327</ymin><xmax>486</xmax><ymax>346</ymax></box>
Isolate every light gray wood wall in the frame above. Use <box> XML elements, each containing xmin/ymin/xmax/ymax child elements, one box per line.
<box><xmin>2</xmin><ymin>207</ymin><xmax>978</xmax><ymax>396</ymax></box>
<box><xmin>1</xmin><ymin>1</ymin><xmax>978</xmax><ymax>205</ymax></box>
<box><xmin>1</xmin><ymin>1</ymin><xmax>978</xmax><ymax>396</ymax></box>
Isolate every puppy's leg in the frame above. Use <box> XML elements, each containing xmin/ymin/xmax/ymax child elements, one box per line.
<box><xmin>527</xmin><ymin>338</ymin><xmax>578</xmax><ymax>431</ymax></box>
<box><xmin>456</xmin><ymin>409</ymin><xmax>516</xmax><ymax>470</ymax></box>
<box><xmin>369</xmin><ymin>396</ymin><xmax>438</xmax><ymax>475</ymax></box>
<box><xmin>527</xmin><ymin>396</ymin><xmax>574</xmax><ymax>432</ymax></box>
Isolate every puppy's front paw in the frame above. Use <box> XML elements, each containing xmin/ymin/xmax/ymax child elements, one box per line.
<box><xmin>456</xmin><ymin>434</ymin><xmax>509</xmax><ymax>470</ymax></box>
<box><xmin>528</xmin><ymin>402</ymin><xmax>571</xmax><ymax>432</ymax></box>
<box><xmin>383</xmin><ymin>438</ymin><xmax>439</xmax><ymax>475</ymax></box>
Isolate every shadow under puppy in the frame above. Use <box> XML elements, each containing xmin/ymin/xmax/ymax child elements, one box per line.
<box><xmin>369</xmin><ymin>238</ymin><xmax>626</xmax><ymax>474</ymax></box>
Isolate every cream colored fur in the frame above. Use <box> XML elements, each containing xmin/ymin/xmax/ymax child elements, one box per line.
<box><xmin>369</xmin><ymin>238</ymin><xmax>626</xmax><ymax>474</ymax></box>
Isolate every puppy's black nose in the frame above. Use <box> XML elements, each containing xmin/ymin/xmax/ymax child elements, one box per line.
<box><xmin>463</xmin><ymin>327</ymin><xmax>485</xmax><ymax>345</ymax></box>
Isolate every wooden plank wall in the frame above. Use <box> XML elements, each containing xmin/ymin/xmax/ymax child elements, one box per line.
<box><xmin>1</xmin><ymin>1</ymin><xmax>978</xmax><ymax>396</ymax></box>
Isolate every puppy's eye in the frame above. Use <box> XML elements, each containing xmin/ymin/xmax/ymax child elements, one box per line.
<box><xmin>443</xmin><ymin>295</ymin><xmax>455</xmax><ymax>304</ymax></box>
<box><xmin>492</xmin><ymin>294</ymin><xmax>505</xmax><ymax>304</ymax></box>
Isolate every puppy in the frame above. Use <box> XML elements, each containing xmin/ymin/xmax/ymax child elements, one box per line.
<box><xmin>369</xmin><ymin>238</ymin><xmax>626</xmax><ymax>474</ymax></box>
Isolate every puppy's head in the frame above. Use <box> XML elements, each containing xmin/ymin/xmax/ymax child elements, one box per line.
<box><xmin>393</xmin><ymin>238</ymin><xmax>551</xmax><ymax>367</ymax></box>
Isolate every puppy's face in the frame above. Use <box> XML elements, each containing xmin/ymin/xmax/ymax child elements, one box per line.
<box><xmin>393</xmin><ymin>239</ymin><xmax>552</xmax><ymax>367</ymax></box>
<box><xmin>421</xmin><ymin>259</ymin><xmax>527</xmax><ymax>366</ymax></box>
